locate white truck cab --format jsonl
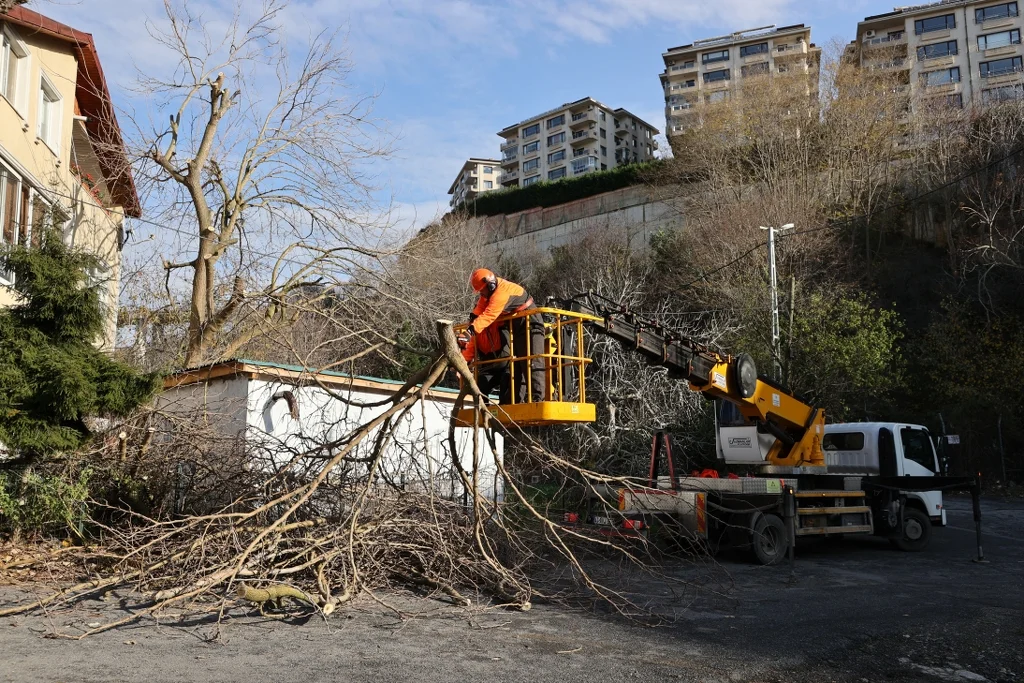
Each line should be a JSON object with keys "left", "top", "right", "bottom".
{"left": 822, "top": 422, "right": 946, "bottom": 526}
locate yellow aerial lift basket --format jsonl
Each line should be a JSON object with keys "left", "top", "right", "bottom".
{"left": 454, "top": 307, "right": 602, "bottom": 427}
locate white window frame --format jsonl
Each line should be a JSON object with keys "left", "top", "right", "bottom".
{"left": 1, "top": 24, "right": 30, "bottom": 117}
{"left": 37, "top": 72, "right": 62, "bottom": 155}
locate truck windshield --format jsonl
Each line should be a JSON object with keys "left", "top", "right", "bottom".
{"left": 900, "top": 428, "right": 935, "bottom": 472}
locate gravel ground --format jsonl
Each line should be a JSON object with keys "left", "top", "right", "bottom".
{"left": 1, "top": 495, "right": 1021, "bottom": 683}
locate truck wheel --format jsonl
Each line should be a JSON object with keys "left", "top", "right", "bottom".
{"left": 890, "top": 507, "right": 931, "bottom": 552}
{"left": 752, "top": 514, "right": 787, "bottom": 566}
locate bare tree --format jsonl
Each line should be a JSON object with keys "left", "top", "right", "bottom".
{"left": 136, "top": 0, "right": 390, "bottom": 366}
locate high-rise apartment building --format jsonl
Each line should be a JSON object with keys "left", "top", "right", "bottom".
{"left": 498, "top": 97, "right": 659, "bottom": 189}
{"left": 448, "top": 159, "right": 501, "bottom": 208}
{"left": 660, "top": 25, "right": 821, "bottom": 141}
{"left": 853, "top": 1, "right": 1023, "bottom": 109}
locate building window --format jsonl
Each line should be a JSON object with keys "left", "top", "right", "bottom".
{"left": 600, "top": 145, "right": 607, "bottom": 157}
{"left": 917, "top": 40, "right": 958, "bottom": 60}
{"left": 483, "top": 166, "right": 493, "bottom": 174}
{"left": 522, "top": 175, "right": 540, "bottom": 186}
{"left": 921, "top": 66, "right": 961, "bottom": 86}
{"left": 706, "top": 90, "right": 729, "bottom": 104}
{"left": 915, "top": 13, "right": 955, "bottom": 35}
{"left": 703, "top": 68, "right": 730, "bottom": 83}
{"left": 976, "top": 2, "right": 1018, "bottom": 23}
{"left": 983, "top": 83, "right": 1024, "bottom": 102}
{"left": 546, "top": 114, "right": 565, "bottom": 129}
{"left": 37, "top": 74, "right": 62, "bottom": 154}
{"left": 548, "top": 149, "right": 565, "bottom": 164}
{"left": 601, "top": 163, "right": 607, "bottom": 170}
{"left": 599, "top": 110, "right": 606, "bottom": 121}
{"left": 981, "top": 55, "right": 1024, "bottom": 77}
{"left": 547, "top": 132, "right": 565, "bottom": 146}
{"left": 523, "top": 158, "right": 539, "bottom": 172}
{"left": 523, "top": 140, "right": 539, "bottom": 155}
{"left": 523, "top": 123, "right": 540, "bottom": 138}
{"left": 484, "top": 180, "right": 493, "bottom": 189}
{"left": 702, "top": 49, "right": 729, "bottom": 64}
{"left": 599, "top": 128, "right": 606, "bottom": 138}
{"left": 739, "top": 42, "right": 768, "bottom": 57}
{"left": 548, "top": 167, "right": 567, "bottom": 181}
{"left": 741, "top": 62, "right": 770, "bottom": 77}
{"left": 978, "top": 29, "right": 1021, "bottom": 50}
{"left": 1, "top": 26, "right": 28, "bottom": 114}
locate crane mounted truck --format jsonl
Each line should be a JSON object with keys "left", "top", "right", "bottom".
{"left": 550, "top": 293, "right": 985, "bottom": 565}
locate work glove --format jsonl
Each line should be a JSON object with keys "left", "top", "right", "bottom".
{"left": 456, "top": 329, "right": 472, "bottom": 349}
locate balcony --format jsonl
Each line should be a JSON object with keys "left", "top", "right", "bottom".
{"left": 978, "top": 13, "right": 1019, "bottom": 30}
{"left": 569, "top": 111, "right": 593, "bottom": 128}
{"left": 501, "top": 169, "right": 518, "bottom": 183}
{"left": 570, "top": 129, "right": 598, "bottom": 145}
{"left": 872, "top": 57, "right": 909, "bottom": 71}
{"left": 571, "top": 156, "right": 598, "bottom": 175}
{"left": 982, "top": 67, "right": 1024, "bottom": 85}
{"left": 668, "top": 62, "right": 697, "bottom": 75}
{"left": 863, "top": 32, "right": 906, "bottom": 48}
{"left": 775, "top": 43, "right": 808, "bottom": 58}
{"left": 500, "top": 138, "right": 518, "bottom": 151}
{"left": 501, "top": 152, "right": 518, "bottom": 166}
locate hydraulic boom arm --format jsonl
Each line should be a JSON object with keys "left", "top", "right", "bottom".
{"left": 562, "top": 293, "right": 825, "bottom": 468}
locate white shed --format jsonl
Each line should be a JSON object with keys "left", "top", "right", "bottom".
{"left": 159, "top": 359, "right": 503, "bottom": 502}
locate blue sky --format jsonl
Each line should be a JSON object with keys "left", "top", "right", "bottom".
{"left": 42, "top": 0, "right": 893, "bottom": 232}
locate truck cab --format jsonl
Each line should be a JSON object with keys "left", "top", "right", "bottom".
{"left": 822, "top": 422, "right": 946, "bottom": 526}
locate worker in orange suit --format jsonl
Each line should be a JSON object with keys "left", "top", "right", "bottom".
{"left": 458, "top": 268, "right": 545, "bottom": 404}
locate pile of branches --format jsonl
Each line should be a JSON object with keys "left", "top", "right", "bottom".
{"left": 0, "top": 323, "right": 708, "bottom": 638}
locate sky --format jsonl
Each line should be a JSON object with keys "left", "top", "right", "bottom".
{"left": 38, "top": 0, "right": 895, "bottom": 234}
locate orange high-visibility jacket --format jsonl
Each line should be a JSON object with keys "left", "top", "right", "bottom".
{"left": 462, "top": 278, "right": 534, "bottom": 362}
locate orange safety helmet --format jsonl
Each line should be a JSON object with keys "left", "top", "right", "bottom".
{"left": 470, "top": 268, "right": 497, "bottom": 293}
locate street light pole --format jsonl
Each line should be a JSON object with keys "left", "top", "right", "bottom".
{"left": 759, "top": 223, "right": 794, "bottom": 380}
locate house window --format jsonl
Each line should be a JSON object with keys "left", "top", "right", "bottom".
{"left": 601, "top": 163, "right": 607, "bottom": 170}
{"left": 483, "top": 166, "right": 493, "bottom": 174}
{"left": 546, "top": 114, "right": 565, "bottom": 128}
{"left": 548, "top": 167, "right": 567, "bottom": 181}
{"left": 523, "top": 158, "right": 539, "bottom": 172}
{"left": 1, "top": 164, "right": 23, "bottom": 253}
{"left": 599, "top": 110, "right": 606, "bottom": 121}
{"left": 548, "top": 149, "right": 565, "bottom": 164}
{"left": 523, "top": 140, "right": 539, "bottom": 155}
{"left": 915, "top": 13, "right": 955, "bottom": 35}
{"left": 523, "top": 123, "right": 540, "bottom": 138}
{"left": 982, "top": 83, "right": 1024, "bottom": 102}
{"left": 484, "top": 180, "right": 493, "bottom": 189}
{"left": 978, "top": 29, "right": 1021, "bottom": 50}
{"left": 522, "top": 175, "right": 540, "bottom": 186}
{"left": 37, "top": 74, "right": 62, "bottom": 154}
{"left": 600, "top": 145, "right": 607, "bottom": 157}
{"left": 703, "top": 68, "right": 730, "bottom": 83}
{"left": 981, "top": 55, "right": 1024, "bottom": 77}
{"left": 739, "top": 42, "right": 768, "bottom": 57}
{"left": 599, "top": 128, "right": 606, "bottom": 138}
{"left": 976, "top": 2, "right": 1018, "bottom": 23}
{"left": 1, "top": 26, "right": 28, "bottom": 114}
{"left": 684, "top": 78, "right": 696, "bottom": 87}
{"left": 741, "top": 62, "right": 770, "bottom": 77}
{"left": 706, "top": 90, "right": 729, "bottom": 104}
{"left": 547, "top": 132, "right": 565, "bottom": 146}
{"left": 702, "top": 49, "right": 729, "bottom": 64}
{"left": 917, "top": 40, "right": 958, "bottom": 60}
{"left": 921, "top": 66, "right": 961, "bottom": 86}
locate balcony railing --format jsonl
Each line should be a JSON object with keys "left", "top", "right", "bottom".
{"left": 571, "top": 156, "right": 598, "bottom": 175}
{"left": 501, "top": 151, "right": 518, "bottom": 164}
{"left": 775, "top": 43, "right": 806, "bottom": 55}
{"left": 502, "top": 169, "right": 519, "bottom": 182}
{"left": 500, "top": 138, "right": 518, "bottom": 150}
{"left": 982, "top": 65, "right": 1024, "bottom": 79}
{"left": 864, "top": 32, "right": 906, "bottom": 45}
{"left": 571, "top": 130, "right": 597, "bottom": 143}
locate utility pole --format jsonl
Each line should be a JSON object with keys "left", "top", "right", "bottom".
{"left": 759, "top": 223, "right": 794, "bottom": 381}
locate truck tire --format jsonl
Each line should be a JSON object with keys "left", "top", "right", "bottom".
{"left": 752, "top": 514, "right": 787, "bottom": 566}
{"left": 890, "top": 507, "right": 931, "bottom": 552}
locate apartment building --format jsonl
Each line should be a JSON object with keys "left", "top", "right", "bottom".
{"left": 660, "top": 25, "right": 821, "bottom": 141}
{"left": 0, "top": 7, "right": 139, "bottom": 349}
{"left": 853, "top": 1, "right": 1024, "bottom": 109}
{"left": 498, "top": 97, "right": 659, "bottom": 189}
{"left": 448, "top": 158, "right": 501, "bottom": 208}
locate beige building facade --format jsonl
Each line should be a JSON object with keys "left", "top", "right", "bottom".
{"left": 853, "top": 1, "right": 1024, "bottom": 109}
{"left": 447, "top": 158, "right": 501, "bottom": 208}
{"left": 660, "top": 24, "right": 821, "bottom": 140}
{"left": 498, "top": 97, "right": 659, "bottom": 189}
{"left": 0, "top": 8, "right": 139, "bottom": 348}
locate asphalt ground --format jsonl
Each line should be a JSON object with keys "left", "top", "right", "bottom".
{"left": 1, "top": 495, "right": 1021, "bottom": 683}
